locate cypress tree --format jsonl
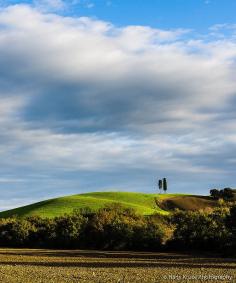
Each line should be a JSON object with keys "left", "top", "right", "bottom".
{"left": 158, "top": 179, "right": 162, "bottom": 194}
{"left": 163, "top": 178, "right": 167, "bottom": 193}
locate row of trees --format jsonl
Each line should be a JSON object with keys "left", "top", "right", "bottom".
{"left": 210, "top": 188, "right": 235, "bottom": 200}
{"left": 158, "top": 178, "right": 168, "bottom": 194}
{"left": 170, "top": 207, "right": 231, "bottom": 251}
{"left": 0, "top": 203, "right": 236, "bottom": 253}
{"left": 0, "top": 205, "right": 168, "bottom": 250}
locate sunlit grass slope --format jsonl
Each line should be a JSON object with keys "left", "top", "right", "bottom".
{"left": 0, "top": 191, "right": 216, "bottom": 218}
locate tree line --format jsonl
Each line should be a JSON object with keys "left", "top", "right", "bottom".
{"left": 210, "top": 187, "right": 235, "bottom": 200}
{"left": 0, "top": 203, "right": 235, "bottom": 254}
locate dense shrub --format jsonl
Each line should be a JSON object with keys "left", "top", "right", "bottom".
{"left": 0, "top": 204, "right": 169, "bottom": 250}
{"left": 0, "top": 218, "right": 36, "bottom": 247}
{"left": 225, "top": 205, "right": 236, "bottom": 252}
{"left": 83, "top": 204, "right": 166, "bottom": 250}
{"left": 25, "top": 216, "right": 56, "bottom": 247}
{"left": 132, "top": 216, "right": 166, "bottom": 250}
{"left": 169, "top": 207, "right": 230, "bottom": 251}
{"left": 0, "top": 204, "right": 235, "bottom": 253}
{"left": 54, "top": 212, "right": 88, "bottom": 248}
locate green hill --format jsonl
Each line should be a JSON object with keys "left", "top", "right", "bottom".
{"left": 0, "top": 192, "right": 219, "bottom": 218}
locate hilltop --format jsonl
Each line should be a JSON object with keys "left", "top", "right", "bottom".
{"left": 0, "top": 191, "right": 220, "bottom": 218}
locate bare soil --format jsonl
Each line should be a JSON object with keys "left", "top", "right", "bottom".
{"left": 0, "top": 249, "right": 235, "bottom": 282}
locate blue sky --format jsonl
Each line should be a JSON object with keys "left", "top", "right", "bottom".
{"left": 0, "top": 0, "right": 236, "bottom": 209}
{"left": 71, "top": 0, "right": 236, "bottom": 31}
{"left": 3, "top": 0, "right": 236, "bottom": 30}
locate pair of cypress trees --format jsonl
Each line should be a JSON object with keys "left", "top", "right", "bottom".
{"left": 158, "top": 178, "right": 167, "bottom": 193}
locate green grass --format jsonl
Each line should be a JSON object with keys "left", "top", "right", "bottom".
{"left": 0, "top": 191, "right": 213, "bottom": 219}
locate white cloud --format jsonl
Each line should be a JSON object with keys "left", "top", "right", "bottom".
{"left": 0, "top": 4, "right": 236, "bottom": 204}
{"left": 34, "top": 0, "right": 66, "bottom": 11}
{"left": 33, "top": 0, "right": 96, "bottom": 11}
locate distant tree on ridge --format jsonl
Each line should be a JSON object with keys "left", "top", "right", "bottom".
{"left": 163, "top": 178, "right": 167, "bottom": 194}
{"left": 158, "top": 179, "right": 162, "bottom": 194}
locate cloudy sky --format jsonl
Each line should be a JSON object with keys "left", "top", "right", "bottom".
{"left": 0, "top": 0, "right": 236, "bottom": 209}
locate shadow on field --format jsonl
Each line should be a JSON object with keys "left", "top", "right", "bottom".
{"left": 0, "top": 250, "right": 194, "bottom": 260}
{"left": 0, "top": 260, "right": 235, "bottom": 269}
{"left": 0, "top": 250, "right": 232, "bottom": 260}
{"left": 0, "top": 250, "right": 236, "bottom": 269}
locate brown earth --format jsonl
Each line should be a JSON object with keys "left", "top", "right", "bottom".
{"left": 0, "top": 249, "right": 235, "bottom": 282}
{"left": 157, "top": 196, "right": 219, "bottom": 212}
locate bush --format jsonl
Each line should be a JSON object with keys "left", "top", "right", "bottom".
{"left": 132, "top": 217, "right": 166, "bottom": 250}
{"left": 26, "top": 216, "right": 57, "bottom": 248}
{"left": 83, "top": 204, "right": 168, "bottom": 250}
{"left": 169, "top": 208, "right": 230, "bottom": 251}
{"left": 53, "top": 211, "right": 88, "bottom": 248}
{"left": 0, "top": 218, "right": 36, "bottom": 247}
{"left": 84, "top": 204, "right": 141, "bottom": 249}
{"left": 225, "top": 205, "right": 236, "bottom": 252}
{"left": 1, "top": 205, "right": 159, "bottom": 250}
{"left": 0, "top": 204, "right": 233, "bottom": 252}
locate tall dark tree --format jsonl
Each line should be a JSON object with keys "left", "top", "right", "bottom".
{"left": 163, "top": 178, "right": 167, "bottom": 193}
{"left": 223, "top": 188, "right": 234, "bottom": 200}
{"left": 158, "top": 179, "right": 162, "bottom": 194}
{"left": 210, "top": 188, "right": 234, "bottom": 200}
{"left": 210, "top": 189, "right": 220, "bottom": 200}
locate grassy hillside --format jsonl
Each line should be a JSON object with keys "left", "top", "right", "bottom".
{"left": 0, "top": 192, "right": 219, "bottom": 218}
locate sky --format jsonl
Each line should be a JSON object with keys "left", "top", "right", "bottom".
{"left": 0, "top": 0, "right": 236, "bottom": 209}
